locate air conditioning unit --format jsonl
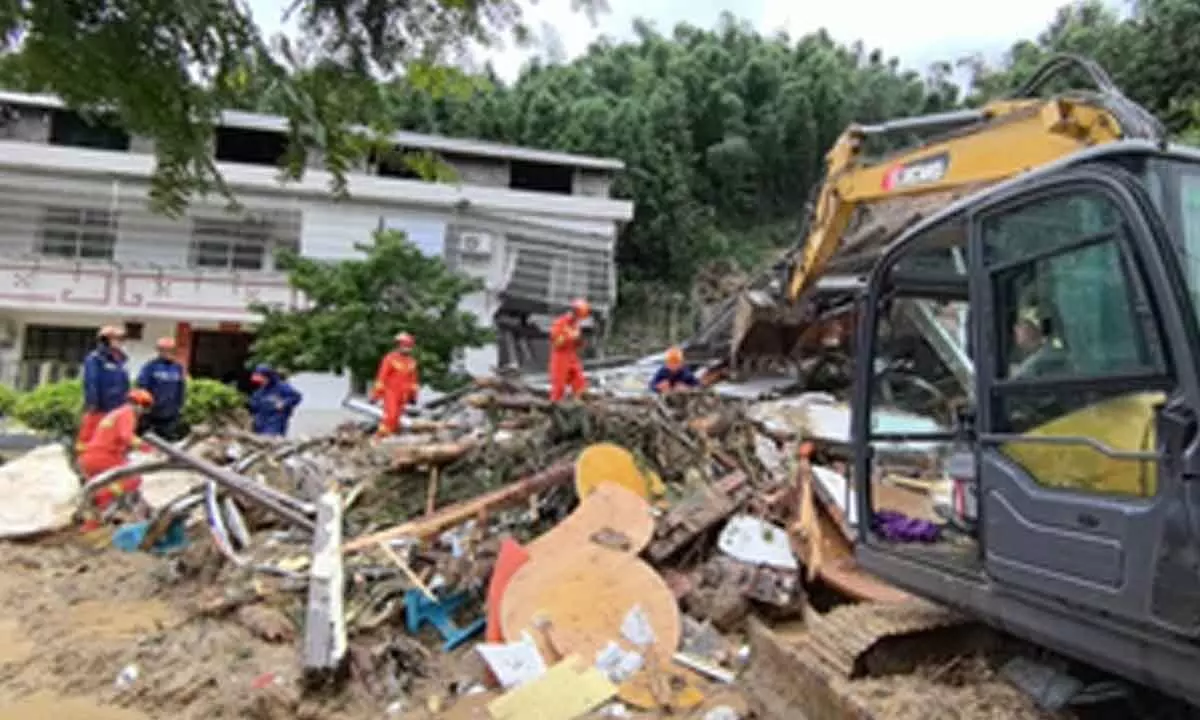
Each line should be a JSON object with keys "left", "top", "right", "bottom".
{"left": 459, "top": 231, "right": 493, "bottom": 257}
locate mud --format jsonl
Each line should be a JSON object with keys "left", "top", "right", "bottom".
{"left": 0, "top": 538, "right": 371, "bottom": 720}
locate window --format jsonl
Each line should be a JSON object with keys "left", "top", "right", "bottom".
{"left": 48, "top": 110, "right": 130, "bottom": 151}
{"left": 38, "top": 207, "right": 116, "bottom": 261}
{"left": 982, "top": 188, "right": 1169, "bottom": 497}
{"left": 213, "top": 127, "right": 287, "bottom": 166}
{"left": 509, "top": 160, "right": 574, "bottom": 194}
{"left": 21, "top": 325, "right": 95, "bottom": 363}
{"left": 869, "top": 218, "right": 973, "bottom": 431}
{"left": 189, "top": 218, "right": 270, "bottom": 271}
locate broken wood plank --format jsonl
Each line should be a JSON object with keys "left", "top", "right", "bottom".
{"left": 303, "top": 487, "right": 348, "bottom": 687}
{"left": 647, "top": 472, "right": 749, "bottom": 563}
{"left": 344, "top": 460, "right": 575, "bottom": 554}
{"left": 392, "top": 440, "right": 478, "bottom": 470}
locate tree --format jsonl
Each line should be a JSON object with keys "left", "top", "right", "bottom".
{"left": 249, "top": 231, "right": 492, "bottom": 391}
{"left": 0, "top": 0, "right": 606, "bottom": 214}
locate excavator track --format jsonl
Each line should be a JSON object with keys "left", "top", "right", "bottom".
{"left": 800, "top": 600, "right": 968, "bottom": 678}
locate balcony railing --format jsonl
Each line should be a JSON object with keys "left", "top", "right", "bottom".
{"left": 0, "top": 255, "right": 301, "bottom": 322}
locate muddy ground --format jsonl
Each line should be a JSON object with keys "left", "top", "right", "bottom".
{"left": 0, "top": 534, "right": 1082, "bottom": 720}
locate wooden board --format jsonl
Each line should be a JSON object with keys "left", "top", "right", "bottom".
{"left": 500, "top": 544, "right": 682, "bottom": 707}
{"left": 526, "top": 483, "right": 655, "bottom": 560}
{"left": 813, "top": 500, "right": 913, "bottom": 604}
{"left": 574, "top": 443, "right": 661, "bottom": 500}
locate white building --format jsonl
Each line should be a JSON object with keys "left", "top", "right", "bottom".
{"left": 0, "top": 90, "right": 633, "bottom": 427}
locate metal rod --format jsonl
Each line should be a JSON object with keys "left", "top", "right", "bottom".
{"left": 857, "top": 109, "right": 988, "bottom": 137}
{"left": 143, "top": 433, "right": 315, "bottom": 532}
{"left": 79, "top": 460, "right": 181, "bottom": 503}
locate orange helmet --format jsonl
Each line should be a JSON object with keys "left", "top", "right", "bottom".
{"left": 395, "top": 332, "right": 415, "bottom": 349}
{"left": 570, "top": 298, "right": 591, "bottom": 319}
{"left": 155, "top": 337, "right": 176, "bottom": 351}
{"left": 665, "top": 346, "right": 684, "bottom": 369}
{"left": 98, "top": 325, "right": 125, "bottom": 340}
{"left": 128, "top": 389, "right": 153, "bottom": 407}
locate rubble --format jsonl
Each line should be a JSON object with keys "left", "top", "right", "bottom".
{"left": 0, "top": 374, "right": 1072, "bottom": 720}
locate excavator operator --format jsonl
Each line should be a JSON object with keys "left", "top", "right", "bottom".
{"left": 549, "top": 298, "right": 590, "bottom": 402}
{"left": 372, "top": 332, "right": 420, "bottom": 438}
{"left": 1010, "top": 307, "right": 1067, "bottom": 378}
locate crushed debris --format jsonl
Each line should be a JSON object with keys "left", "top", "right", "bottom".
{"left": 0, "top": 374, "right": 1113, "bottom": 720}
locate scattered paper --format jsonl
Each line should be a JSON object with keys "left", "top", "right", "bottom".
{"left": 476, "top": 633, "right": 547, "bottom": 689}
{"left": 620, "top": 605, "right": 655, "bottom": 648}
{"left": 594, "top": 641, "right": 643, "bottom": 683}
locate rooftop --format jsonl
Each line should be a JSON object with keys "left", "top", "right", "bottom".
{"left": 0, "top": 89, "right": 627, "bottom": 173}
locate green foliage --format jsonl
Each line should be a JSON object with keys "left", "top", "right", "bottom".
{"left": 182, "top": 379, "right": 244, "bottom": 427}
{"left": 250, "top": 230, "right": 492, "bottom": 391}
{"left": 10, "top": 377, "right": 245, "bottom": 437}
{"left": 13, "top": 379, "right": 83, "bottom": 438}
{"left": 0, "top": 384, "right": 18, "bottom": 416}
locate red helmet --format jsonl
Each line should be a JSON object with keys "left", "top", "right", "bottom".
{"left": 128, "top": 389, "right": 154, "bottom": 407}
{"left": 395, "top": 332, "right": 415, "bottom": 349}
{"left": 570, "top": 298, "right": 591, "bottom": 319}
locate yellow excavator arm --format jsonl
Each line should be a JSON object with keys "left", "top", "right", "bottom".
{"left": 709, "top": 55, "right": 1166, "bottom": 373}
{"left": 790, "top": 97, "right": 1130, "bottom": 302}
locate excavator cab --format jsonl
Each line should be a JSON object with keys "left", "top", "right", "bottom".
{"left": 850, "top": 144, "right": 1200, "bottom": 706}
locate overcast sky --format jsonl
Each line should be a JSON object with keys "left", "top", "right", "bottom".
{"left": 246, "top": 0, "right": 1075, "bottom": 82}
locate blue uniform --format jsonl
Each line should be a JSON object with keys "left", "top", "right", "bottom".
{"left": 648, "top": 365, "right": 700, "bottom": 394}
{"left": 248, "top": 366, "right": 303, "bottom": 436}
{"left": 136, "top": 357, "right": 186, "bottom": 420}
{"left": 82, "top": 347, "right": 130, "bottom": 413}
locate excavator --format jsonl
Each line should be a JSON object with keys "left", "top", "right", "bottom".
{"left": 696, "top": 55, "right": 1200, "bottom": 710}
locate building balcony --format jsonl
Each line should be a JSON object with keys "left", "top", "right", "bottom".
{"left": 0, "top": 255, "right": 298, "bottom": 323}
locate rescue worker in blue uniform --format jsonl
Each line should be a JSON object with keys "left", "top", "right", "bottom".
{"left": 649, "top": 346, "right": 701, "bottom": 394}
{"left": 136, "top": 337, "right": 187, "bottom": 440}
{"left": 247, "top": 364, "right": 303, "bottom": 437}
{"left": 79, "top": 325, "right": 131, "bottom": 451}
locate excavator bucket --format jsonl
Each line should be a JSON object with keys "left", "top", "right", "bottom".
{"left": 726, "top": 189, "right": 976, "bottom": 375}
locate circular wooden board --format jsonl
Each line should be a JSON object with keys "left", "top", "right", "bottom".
{"left": 575, "top": 442, "right": 655, "bottom": 500}
{"left": 526, "top": 483, "right": 655, "bottom": 559}
{"left": 500, "top": 542, "right": 682, "bottom": 669}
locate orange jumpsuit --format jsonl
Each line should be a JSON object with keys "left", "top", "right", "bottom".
{"left": 372, "top": 351, "right": 419, "bottom": 435}
{"left": 548, "top": 312, "right": 586, "bottom": 402}
{"left": 78, "top": 404, "right": 146, "bottom": 513}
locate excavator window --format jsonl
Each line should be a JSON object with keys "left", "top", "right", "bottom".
{"left": 981, "top": 187, "right": 1169, "bottom": 498}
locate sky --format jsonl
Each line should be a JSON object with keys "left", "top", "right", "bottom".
{"left": 245, "top": 0, "right": 1073, "bottom": 83}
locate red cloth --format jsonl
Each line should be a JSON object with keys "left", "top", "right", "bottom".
{"left": 548, "top": 312, "right": 586, "bottom": 402}
{"left": 372, "top": 350, "right": 419, "bottom": 435}
{"left": 78, "top": 404, "right": 144, "bottom": 512}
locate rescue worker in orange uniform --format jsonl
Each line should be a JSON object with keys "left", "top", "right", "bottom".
{"left": 371, "top": 332, "right": 420, "bottom": 437}
{"left": 549, "top": 298, "right": 590, "bottom": 402}
{"left": 77, "top": 388, "right": 154, "bottom": 531}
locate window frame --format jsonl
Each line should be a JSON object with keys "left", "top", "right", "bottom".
{"left": 969, "top": 174, "right": 1177, "bottom": 438}
{"left": 188, "top": 217, "right": 272, "bottom": 272}
{"left": 37, "top": 207, "right": 117, "bottom": 262}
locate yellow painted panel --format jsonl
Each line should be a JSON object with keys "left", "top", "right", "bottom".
{"left": 487, "top": 656, "right": 617, "bottom": 720}
{"left": 1001, "top": 391, "right": 1164, "bottom": 497}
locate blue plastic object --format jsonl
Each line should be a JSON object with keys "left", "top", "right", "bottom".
{"left": 111, "top": 517, "right": 189, "bottom": 555}
{"left": 404, "top": 589, "right": 486, "bottom": 651}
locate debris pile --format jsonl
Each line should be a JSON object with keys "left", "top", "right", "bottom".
{"left": 0, "top": 377, "right": 1066, "bottom": 720}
